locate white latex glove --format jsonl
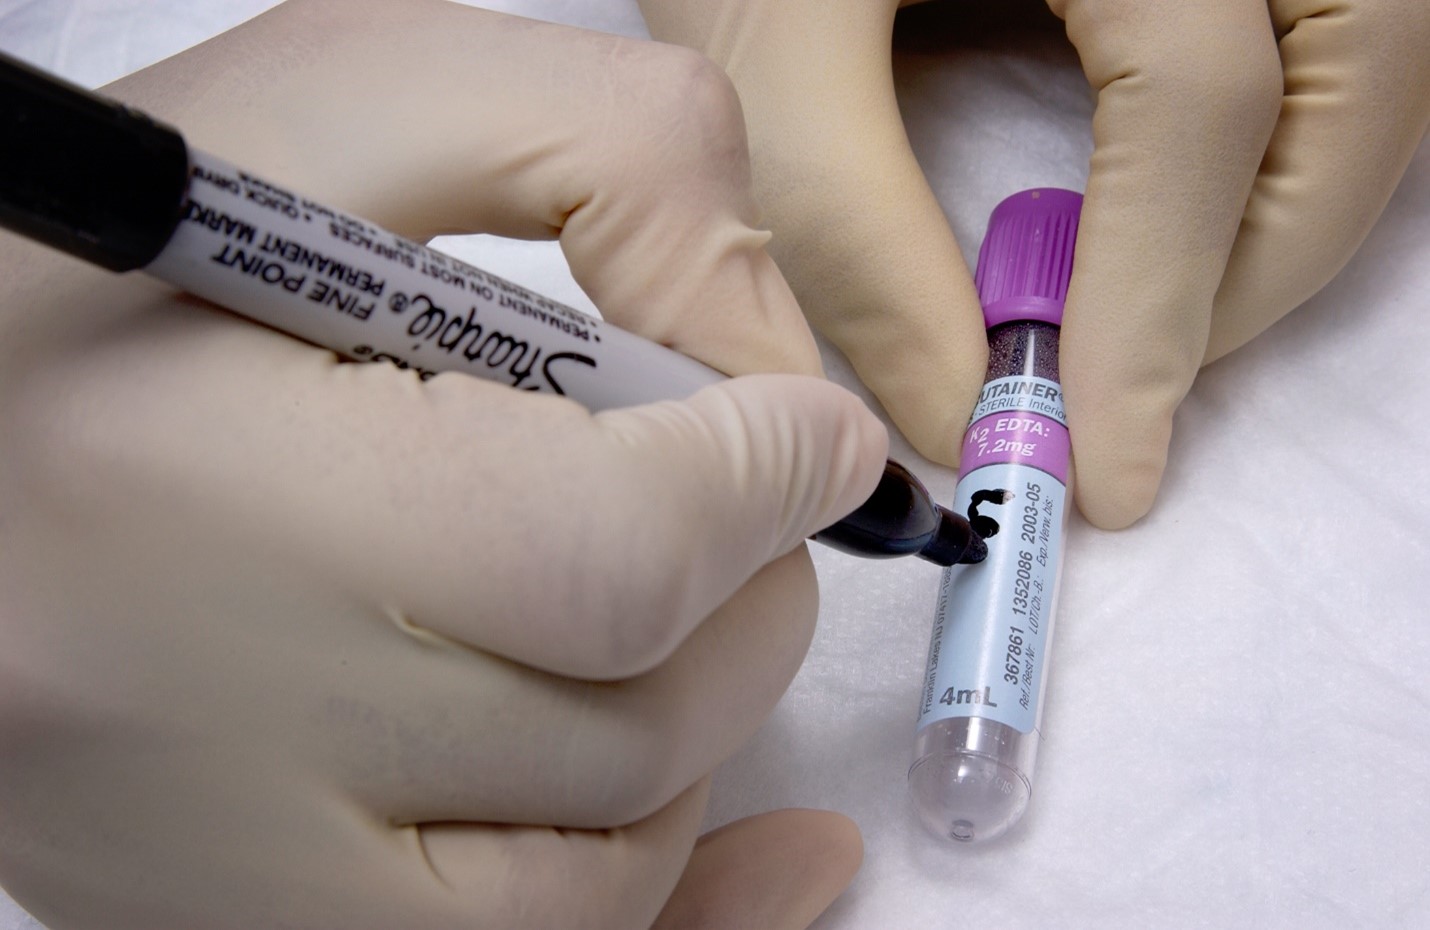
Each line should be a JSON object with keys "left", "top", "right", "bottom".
{"left": 638, "top": 0, "right": 1430, "bottom": 528}
{"left": 0, "top": 1, "right": 885, "bottom": 927}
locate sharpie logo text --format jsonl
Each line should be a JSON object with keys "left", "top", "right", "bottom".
{"left": 403, "top": 294, "right": 594, "bottom": 394}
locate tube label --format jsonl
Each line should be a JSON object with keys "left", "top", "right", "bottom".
{"left": 916, "top": 375, "right": 1068, "bottom": 735}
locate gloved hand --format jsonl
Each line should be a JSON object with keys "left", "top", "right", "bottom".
{"left": 638, "top": 0, "right": 1430, "bottom": 528}
{"left": 0, "top": 1, "right": 885, "bottom": 928}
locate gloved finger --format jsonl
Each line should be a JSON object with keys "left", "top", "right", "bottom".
{"left": 651, "top": 809, "right": 863, "bottom": 930}
{"left": 1205, "top": 0, "right": 1430, "bottom": 362}
{"left": 367, "top": 370, "right": 885, "bottom": 680}
{"left": 4, "top": 760, "right": 711, "bottom": 930}
{"left": 315, "top": 548, "right": 817, "bottom": 829}
{"left": 413, "top": 779, "right": 712, "bottom": 930}
{"left": 549, "top": 46, "right": 825, "bottom": 380}
{"left": 114, "top": 0, "right": 822, "bottom": 380}
{"left": 1049, "top": 0, "right": 1284, "bottom": 528}
{"left": 392, "top": 7, "right": 826, "bottom": 379}
{"left": 640, "top": 0, "right": 990, "bottom": 466}
{"left": 2, "top": 484, "right": 810, "bottom": 840}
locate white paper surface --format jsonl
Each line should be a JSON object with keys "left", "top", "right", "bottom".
{"left": 3, "top": 2, "right": 1428, "bottom": 928}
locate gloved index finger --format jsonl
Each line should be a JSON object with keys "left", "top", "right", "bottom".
{"left": 386, "top": 8, "right": 828, "bottom": 381}
{"left": 550, "top": 42, "right": 826, "bottom": 381}
{"left": 102, "top": 0, "right": 825, "bottom": 382}
{"left": 1050, "top": 0, "right": 1284, "bottom": 528}
{"left": 643, "top": 0, "right": 992, "bottom": 468}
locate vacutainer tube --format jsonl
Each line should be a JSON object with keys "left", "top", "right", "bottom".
{"left": 909, "top": 188, "right": 1081, "bottom": 843}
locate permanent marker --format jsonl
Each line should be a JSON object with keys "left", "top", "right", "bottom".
{"left": 0, "top": 51, "right": 986, "bottom": 567}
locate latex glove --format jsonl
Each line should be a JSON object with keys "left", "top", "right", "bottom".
{"left": 0, "top": 1, "right": 885, "bottom": 928}
{"left": 638, "top": 0, "right": 1430, "bottom": 528}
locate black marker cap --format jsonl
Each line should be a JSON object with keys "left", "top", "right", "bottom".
{"left": 0, "top": 50, "right": 189, "bottom": 271}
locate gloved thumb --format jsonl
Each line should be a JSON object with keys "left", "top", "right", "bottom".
{"left": 307, "top": 370, "right": 891, "bottom": 681}
{"left": 651, "top": 809, "right": 863, "bottom": 930}
{"left": 525, "top": 372, "right": 890, "bottom": 678}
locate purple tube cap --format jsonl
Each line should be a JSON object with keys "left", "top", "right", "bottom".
{"left": 974, "top": 188, "right": 1082, "bottom": 329}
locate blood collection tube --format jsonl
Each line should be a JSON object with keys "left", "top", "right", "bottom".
{"left": 908, "top": 188, "right": 1081, "bottom": 843}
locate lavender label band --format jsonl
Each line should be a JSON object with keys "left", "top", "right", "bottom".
{"left": 959, "top": 375, "right": 1070, "bottom": 485}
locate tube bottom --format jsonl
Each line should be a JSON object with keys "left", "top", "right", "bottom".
{"left": 908, "top": 716, "right": 1034, "bottom": 844}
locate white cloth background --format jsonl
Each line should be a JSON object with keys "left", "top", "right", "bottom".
{"left": 3, "top": 2, "right": 1428, "bottom": 928}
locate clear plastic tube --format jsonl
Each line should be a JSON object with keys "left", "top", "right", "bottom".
{"left": 909, "top": 321, "right": 1069, "bottom": 843}
{"left": 909, "top": 188, "right": 1079, "bottom": 843}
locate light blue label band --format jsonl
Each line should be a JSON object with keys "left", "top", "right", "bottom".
{"left": 916, "top": 463, "right": 1066, "bottom": 734}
